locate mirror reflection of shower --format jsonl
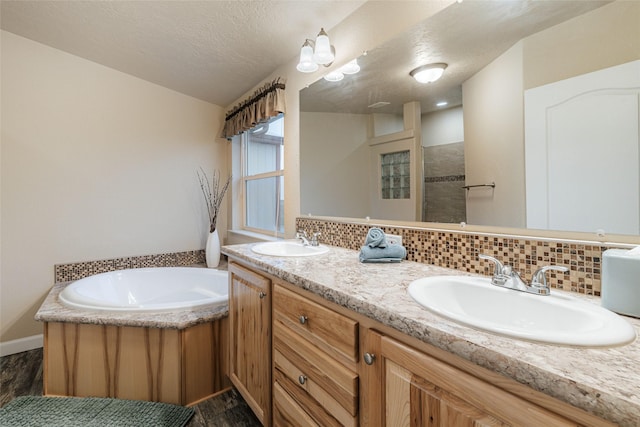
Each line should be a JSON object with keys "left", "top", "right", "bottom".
{"left": 421, "top": 106, "right": 465, "bottom": 223}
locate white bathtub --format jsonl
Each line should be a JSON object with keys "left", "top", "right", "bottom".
{"left": 59, "top": 267, "right": 228, "bottom": 312}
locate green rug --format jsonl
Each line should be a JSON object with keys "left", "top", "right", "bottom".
{"left": 0, "top": 396, "right": 194, "bottom": 427}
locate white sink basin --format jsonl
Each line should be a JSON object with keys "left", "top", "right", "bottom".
{"left": 251, "top": 240, "right": 329, "bottom": 257}
{"left": 408, "top": 276, "right": 636, "bottom": 347}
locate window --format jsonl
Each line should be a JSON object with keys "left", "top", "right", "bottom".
{"left": 241, "top": 114, "right": 284, "bottom": 236}
{"left": 381, "top": 150, "right": 410, "bottom": 199}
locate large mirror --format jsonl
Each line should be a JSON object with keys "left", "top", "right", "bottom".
{"left": 300, "top": 0, "right": 640, "bottom": 236}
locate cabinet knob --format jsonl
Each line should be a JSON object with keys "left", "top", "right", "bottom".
{"left": 299, "top": 315, "right": 308, "bottom": 324}
{"left": 364, "top": 353, "right": 376, "bottom": 365}
{"left": 259, "top": 291, "right": 266, "bottom": 299}
{"left": 298, "top": 375, "right": 307, "bottom": 385}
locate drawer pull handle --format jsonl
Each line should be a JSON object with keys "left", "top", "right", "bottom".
{"left": 298, "top": 375, "right": 307, "bottom": 385}
{"left": 299, "top": 315, "right": 308, "bottom": 324}
{"left": 259, "top": 292, "right": 266, "bottom": 299}
{"left": 364, "top": 353, "right": 376, "bottom": 365}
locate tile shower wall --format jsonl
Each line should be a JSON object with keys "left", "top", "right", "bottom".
{"left": 423, "top": 142, "right": 466, "bottom": 223}
{"left": 54, "top": 250, "right": 205, "bottom": 283}
{"left": 296, "top": 217, "right": 625, "bottom": 296}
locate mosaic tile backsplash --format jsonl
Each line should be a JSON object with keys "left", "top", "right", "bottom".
{"left": 54, "top": 250, "right": 205, "bottom": 283}
{"left": 296, "top": 217, "right": 629, "bottom": 296}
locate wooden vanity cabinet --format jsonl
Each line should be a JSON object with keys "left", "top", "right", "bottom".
{"left": 228, "top": 261, "right": 272, "bottom": 426}
{"left": 272, "top": 284, "right": 359, "bottom": 427}
{"left": 227, "top": 258, "right": 615, "bottom": 427}
{"left": 361, "top": 329, "right": 615, "bottom": 427}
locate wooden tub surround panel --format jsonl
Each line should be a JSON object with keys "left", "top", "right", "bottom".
{"left": 183, "top": 320, "right": 230, "bottom": 405}
{"left": 43, "top": 319, "right": 229, "bottom": 406}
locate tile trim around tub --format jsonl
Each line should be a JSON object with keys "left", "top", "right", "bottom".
{"left": 295, "top": 217, "right": 630, "bottom": 296}
{"left": 54, "top": 249, "right": 206, "bottom": 283}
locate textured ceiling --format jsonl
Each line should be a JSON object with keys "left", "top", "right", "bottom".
{"left": 301, "top": 0, "right": 611, "bottom": 115}
{"left": 0, "top": 0, "right": 365, "bottom": 107}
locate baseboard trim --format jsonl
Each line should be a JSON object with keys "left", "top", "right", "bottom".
{"left": 0, "top": 334, "right": 43, "bottom": 357}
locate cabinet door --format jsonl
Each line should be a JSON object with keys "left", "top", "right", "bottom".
{"left": 362, "top": 330, "right": 579, "bottom": 427}
{"left": 385, "top": 358, "right": 505, "bottom": 427}
{"left": 229, "top": 262, "right": 272, "bottom": 426}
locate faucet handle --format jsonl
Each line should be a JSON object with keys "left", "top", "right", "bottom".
{"left": 296, "top": 230, "right": 310, "bottom": 246}
{"left": 531, "top": 265, "right": 569, "bottom": 289}
{"left": 310, "top": 232, "right": 321, "bottom": 246}
{"left": 478, "top": 254, "right": 505, "bottom": 276}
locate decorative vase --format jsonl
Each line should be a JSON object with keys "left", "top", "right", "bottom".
{"left": 206, "top": 229, "right": 221, "bottom": 268}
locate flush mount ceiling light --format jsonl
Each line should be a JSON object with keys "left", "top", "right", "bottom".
{"left": 296, "top": 28, "right": 335, "bottom": 73}
{"left": 410, "top": 63, "right": 448, "bottom": 83}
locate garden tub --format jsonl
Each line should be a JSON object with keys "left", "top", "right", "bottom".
{"left": 58, "top": 267, "right": 228, "bottom": 312}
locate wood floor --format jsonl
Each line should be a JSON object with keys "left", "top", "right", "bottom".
{"left": 0, "top": 348, "right": 261, "bottom": 426}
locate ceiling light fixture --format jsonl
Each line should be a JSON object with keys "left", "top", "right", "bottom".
{"left": 296, "top": 28, "right": 335, "bottom": 73}
{"left": 368, "top": 101, "right": 391, "bottom": 109}
{"left": 324, "top": 58, "right": 361, "bottom": 82}
{"left": 436, "top": 101, "right": 448, "bottom": 107}
{"left": 340, "top": 58, "right": 360, "bottom": 75}
{"left": 323, "top": 70, "right": 344, "bottom": 82}
{"left": 410, "top": 63, "right": 448, "bottom": 83}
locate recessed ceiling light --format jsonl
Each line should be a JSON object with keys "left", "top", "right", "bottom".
{"left": 436, "top": 101, "right": 448, "bottom": 107}
{"left": 368, "top": 101, "right": 391, "bottom": 109}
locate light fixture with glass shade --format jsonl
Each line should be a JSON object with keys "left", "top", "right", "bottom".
{"left": 323, "top": 57, "right": 363, "bottom": 81}
{"left": 410, "top": 63, "right": 448, "bottom": 83}
{"left": 296, "top": 40, "right": 319, "bottom": 73}
{"left": 296, "top": 28, "right": 335, "bottom": 73}
{"left": 323, "top": 70, "right": 344, "bottom": 82}
{"left": 340, "top": 58, "right": 360, "bottom": 74}
{"left": 313, "top": 28, "right": 334, "bottom": 65}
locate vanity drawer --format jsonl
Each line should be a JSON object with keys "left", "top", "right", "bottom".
{"left": 273, "top": 382, "right": 320, "bottom": 427}
{"left": 273, "top": 322, "right": 358, "bottom": 427}
{"left": 273, "top": 284, "right": 358, "bottom": 364}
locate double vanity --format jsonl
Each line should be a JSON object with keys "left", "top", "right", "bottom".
{"left": 223, "top": 241, "right": 640, "bottom": 426}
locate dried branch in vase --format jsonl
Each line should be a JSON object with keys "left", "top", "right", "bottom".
{"left": 197, "top": 168, "right": 231, "bottom": 233}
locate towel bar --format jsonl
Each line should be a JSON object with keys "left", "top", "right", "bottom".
{"left": 462, "top": 182, "right": 495, "bottom": 190}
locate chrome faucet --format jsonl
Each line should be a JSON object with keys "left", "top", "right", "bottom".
{"left": 478, "top": 254, "right": 569, "bottom": 296}
{"left": 310, "top": 232, "right": 321, "bottom": 246}
{"left": 296, "top": 230, "right": 310, "bottom": 245}
{"left": 296, "top": 230, "right": 321, "bottom": 247}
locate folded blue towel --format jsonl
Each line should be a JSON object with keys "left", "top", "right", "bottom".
{"left": 364, "top": 227, "right": 387, "bottom": 248}
{"left": 359, "top": 244, "right": 407, "bottom": 263}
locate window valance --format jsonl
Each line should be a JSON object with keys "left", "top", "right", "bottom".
{"left": 222, "top": 78, "right": 286, "bottom": 139}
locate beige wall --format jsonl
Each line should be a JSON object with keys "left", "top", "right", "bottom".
{"left": 421, "top": 106, "right": 464, "bottom": 148}
{"left": 1, "top": 31, "right": 226, "bottom": 344}
{"left": 300, "top": 112, "right": 370, "bottom": 219}
{"left": 523, "top": 0, "right": 640, "bottom": 90}
{"left": 462, "top": 0, "right": 639, "bottom": 229}
{"left": 463, "top": 42, "right": 525, "bottom": 228}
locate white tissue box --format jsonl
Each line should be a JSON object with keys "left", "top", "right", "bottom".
{"left": 602, "top": 249, "right": 640, "bottom": 317}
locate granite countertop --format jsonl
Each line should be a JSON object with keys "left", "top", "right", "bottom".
{"left": 35, "top": 262, "right": 229, "bottom": 330}
{"left": 222, "top": 243, "right": 640, "bottom": 427}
